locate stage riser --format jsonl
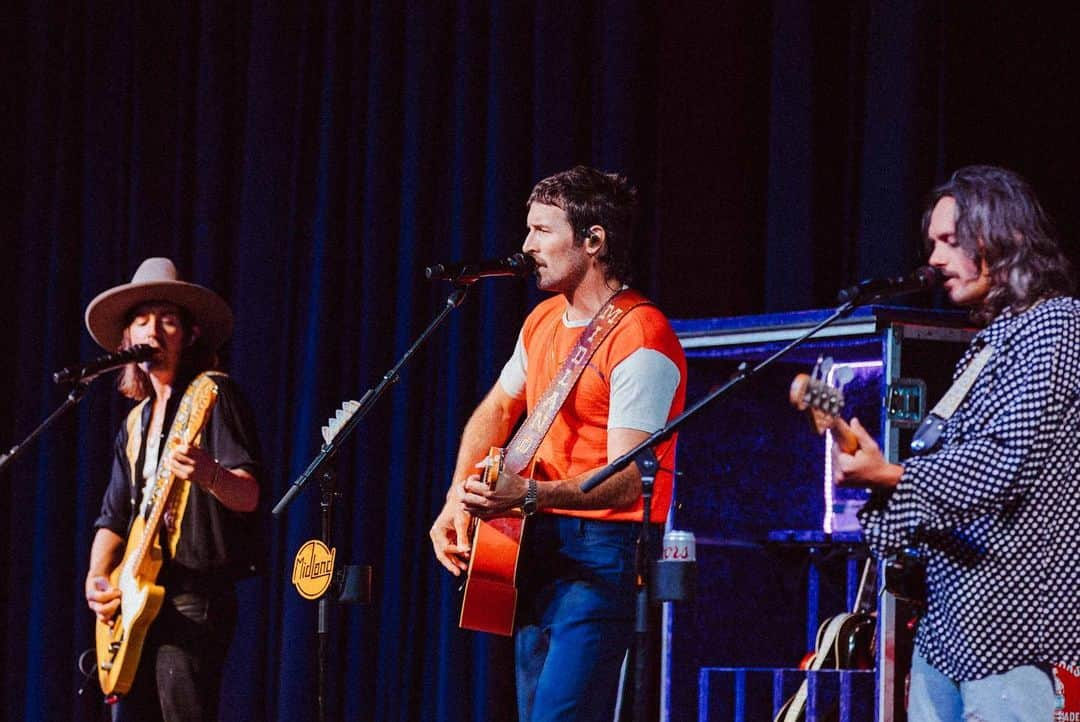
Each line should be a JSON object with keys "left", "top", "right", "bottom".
{"left": 698, "top": 668, "right": 875, "bottom": 722}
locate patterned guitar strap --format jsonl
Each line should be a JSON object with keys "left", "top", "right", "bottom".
{"left": 501, "top": 290, "right": 651, "bottom": 475}
{"left": 909, "top": 343, "right": 994, "bottom": 455}
{"left": 129, "top": 372, "right": 222, "bottom": 557}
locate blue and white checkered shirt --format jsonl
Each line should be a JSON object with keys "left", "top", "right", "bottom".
{"left": 859, "top": 296, "right": 1080, "bottom": 681}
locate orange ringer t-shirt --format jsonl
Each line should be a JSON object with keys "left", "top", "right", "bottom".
{"left": 497, "top": 292, "right": 687, "bottom": 523}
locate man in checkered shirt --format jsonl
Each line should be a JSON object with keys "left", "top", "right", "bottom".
{"left": 834, "top": 165, "right": 1080, "bottom": 721}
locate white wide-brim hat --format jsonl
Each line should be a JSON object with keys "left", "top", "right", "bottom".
{"left": 84, "top": 257, "right": 234, "bottom": 352}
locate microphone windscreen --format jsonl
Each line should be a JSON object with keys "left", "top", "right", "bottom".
{"left": 913, "top": 266, "right": 942, "bottom": 288}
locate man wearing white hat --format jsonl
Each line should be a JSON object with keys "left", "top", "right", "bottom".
{"left": 83, "top": 258, "right": 262, "bottom": 722}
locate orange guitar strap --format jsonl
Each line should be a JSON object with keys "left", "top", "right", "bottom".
{"left": 502, "top": 289, "right": 651, "bottom": 475}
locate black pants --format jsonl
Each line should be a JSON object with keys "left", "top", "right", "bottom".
{"left": 112, "top": 587, "right": 237, "bottom": 722}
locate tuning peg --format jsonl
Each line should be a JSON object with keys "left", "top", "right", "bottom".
{"left": 833, "top": 365, "right": 855, "bottom": 391}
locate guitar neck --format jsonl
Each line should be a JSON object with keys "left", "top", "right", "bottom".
{"left": 126, "top": 445, "right": 184, "bottom": 577}
{"left": 125, "top": 374, "right": 219, "bottom": 576}
{"left": 852, "top": 556, "right": 877, "bottom": 615}
{"left": 830, "top": 418, "right": 859, "bottom": 455}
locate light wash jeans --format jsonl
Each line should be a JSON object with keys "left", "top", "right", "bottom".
{"left": 908, "top": 649, "right": 1056, "bottom": 722}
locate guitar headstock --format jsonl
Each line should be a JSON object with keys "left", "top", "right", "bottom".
{"left": 789, "top": 356, "right": 857, "bottom": 452}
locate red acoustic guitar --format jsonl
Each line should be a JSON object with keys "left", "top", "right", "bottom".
{"left": 458, "top": 447, "right": 523, "bottom": 636}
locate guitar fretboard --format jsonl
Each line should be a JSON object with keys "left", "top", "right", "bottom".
{"left": 124, "top": 377, "right": 219, "bottom": 578}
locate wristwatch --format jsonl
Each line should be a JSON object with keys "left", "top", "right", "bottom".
{"left": 522, "top": 478, "right": 538, "bottom": 517}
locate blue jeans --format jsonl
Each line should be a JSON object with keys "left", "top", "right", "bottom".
{"left": 908, "top": 650, "right": 1056, "bottom": 722}
{"left": 514, "top": 515, "right": 638, "bottom": 722}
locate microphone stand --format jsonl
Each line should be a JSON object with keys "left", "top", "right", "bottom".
{"left": 585, "top": 297, "right": 864, "bottom": 722}
{"left": 272, "top": 282, "right": 471, "bottom": 515}
{"left": 271, "top": 282, "right": 472, "bottom": 722}
{"left": 0, "top": 378, "right": 96, "bottom": 475}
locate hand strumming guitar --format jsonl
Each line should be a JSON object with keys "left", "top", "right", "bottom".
{"left": 429, "top": 496, "right": 473, "bottom": 577}
{"left": 85, "top": 573, "right": 121, "bottom": 625}
{"left": 831, "top": 417, "right": 904, "bottom": 490}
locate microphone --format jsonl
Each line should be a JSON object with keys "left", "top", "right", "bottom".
{"left": 837, "top": 266, "right": 942, "bottom": 303}
{"left": 425, "top": 253, "right": 536, "bottom": 282}
{"left": 53, "top": 344, "right": 158, "bottom": 384}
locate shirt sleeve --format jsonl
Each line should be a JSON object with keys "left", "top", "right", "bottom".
{"left": 608, "top": 347, "right": 682, "bottom": 431}
{"left": 94, "top": 427, "right": 134, "bottom": 538}
{"left": 175, "top": 374, "right": 264, "bottom": 577}
{"left": 860, "top": 307, "right": 1080, "bottom": 554}
{"left": 497, "top": 331, "right": 528, "bottom": 401}
{"left": 203, "top": 375, "right": 262, "bottom": 478}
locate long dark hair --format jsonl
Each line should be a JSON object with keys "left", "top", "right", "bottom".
{"left": 923, "top": 165, "right": 1074, "bottom": 323}
{"left": 527, "top": 165, "right": 638, "bottom": 285}
{"left": 116, "top": 305, "right": 218, "bottom": 400}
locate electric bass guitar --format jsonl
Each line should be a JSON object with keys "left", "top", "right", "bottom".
{"left": 458, "top": 447, "right": 524, "bottom": 637}
{"left": 95, "top": 375, "right": 219, "bottom": 696}
{"left": 788, "top": 356, "right": 858, "bottom": 457}
{"left": 774, "top": 358, "right": 876, "bottom": 722}
{"left": 793, "top": 355, "right": 929, "bottom": 607}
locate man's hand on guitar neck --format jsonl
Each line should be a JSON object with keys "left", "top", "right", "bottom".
{"left": 832, "top": 417, "right": 904, "bottom": 490}
{"left": 459, "top": 466, "right": 528, "bottom": 519}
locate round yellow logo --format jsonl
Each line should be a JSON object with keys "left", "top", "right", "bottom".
{"left": 292, "top": 539, "right": 336, "bottom": 600}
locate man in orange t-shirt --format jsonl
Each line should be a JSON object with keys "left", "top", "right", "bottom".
{"left": 430, "top": 166, "right": 687, "bottom": 721}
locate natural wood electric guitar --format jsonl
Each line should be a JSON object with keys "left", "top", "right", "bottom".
{"left": 95, "top": 375, "right": 219, "bottom": 696}
{"left": 458, "top": 447, "right": 524, "bottom": 637}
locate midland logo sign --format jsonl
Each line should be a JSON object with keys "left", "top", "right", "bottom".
{"left": 292, "top": 539, "right": 336, "bottom": 600}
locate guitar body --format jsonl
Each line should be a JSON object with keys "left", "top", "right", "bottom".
{"left": 773, "top": 611, "right": 875, "bottom": 722}
{"left": 829, "top": 612, "right": 875, "bottom": 670}
{"left": 93, "top": 373, "right": 220, "bottom": 697}
{"left": 95, "top": 514, "right": 166, "bottom": 696}
{"left": 458, "top": 448, "right": 525, "bottom": 636}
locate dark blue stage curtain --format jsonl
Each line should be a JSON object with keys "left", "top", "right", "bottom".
{"left": 4, "top": 1, "right": 1080, "bottom": 721}
{"left": 3, "top": 3, "right": 669, "bottom": 720}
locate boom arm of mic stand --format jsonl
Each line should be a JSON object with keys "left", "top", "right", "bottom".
{"left": 580, "top": 299, "right": 860, "bottom": 493}
{"left": 0, "top": 380, "right": 92, "bottom": 476}
{"left": 272, "top": 284, "right": 472, "bottom": 516}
